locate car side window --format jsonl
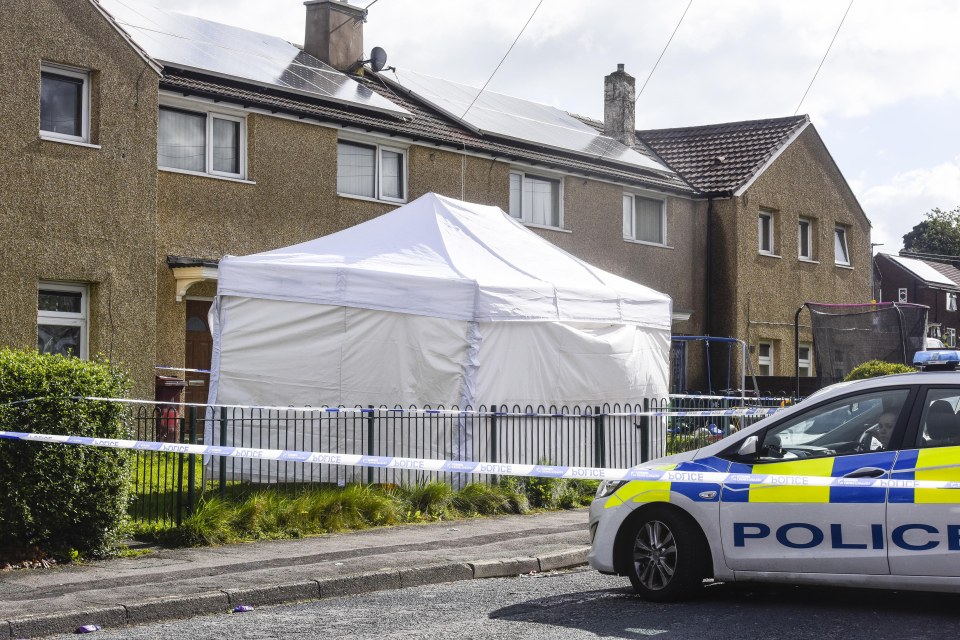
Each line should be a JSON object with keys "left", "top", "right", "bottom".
{"left": 756, "top": 388, "right": 910, "bottom": 463}
{"left": 914, "top": 389, "right": 960, "bottom": 449}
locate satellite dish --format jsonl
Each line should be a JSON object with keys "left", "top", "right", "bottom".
{"left": 370, "top": 46, "right": 388, "bottom": 72}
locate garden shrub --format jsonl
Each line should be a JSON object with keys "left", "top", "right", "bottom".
{"left": 0, "top": 349, "right": 132, "bottom": 559}
{"left": 844, "top": 359, "right": 916, "bottom": 382}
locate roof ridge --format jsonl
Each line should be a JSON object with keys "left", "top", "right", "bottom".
{"left": 638, "top": 114, "right": 809, "bottom": 136}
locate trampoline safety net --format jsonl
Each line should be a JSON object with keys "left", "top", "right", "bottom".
{"left": 807, "top": 302, "right": 927, "bottom": 388}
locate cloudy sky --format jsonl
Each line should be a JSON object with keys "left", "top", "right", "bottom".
{"left": 153, "top": 0, "right": 959, "bottom": 253}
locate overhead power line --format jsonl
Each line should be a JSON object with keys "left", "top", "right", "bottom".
{"left": 636, "top": 0, "right": 693, "bottom": 103}
{"left": 794, "top": 0, "right": 854, "bottom": 116}
{"left": 459, "top": 0, "right": 544, "bottom": 120}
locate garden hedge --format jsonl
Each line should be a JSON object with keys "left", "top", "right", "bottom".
{"left": 0, "top": 349, "right": 132, "bottom": 559}
{"left": 843, "top": 359, "right": 916, "bottom": 382}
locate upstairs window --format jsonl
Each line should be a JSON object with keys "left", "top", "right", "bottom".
{"left": 158, "top": 105, "right": 245, "bottom": 178}
{"left": 834, "top": 225, "right": 850, "bottom": 265}
{"left": 757, "top": 341, "right": 773, "bottom": 376}
{"left": 40, "top": 63, "right": 89, "bottom": 143}
{"left": 509, "top": 171, "right": 561, "bottom": 228}
{"left": 798, "top": 343, "right": 812, "bottom": 377}
{"left": 798, "top": 217, "right": 813, "bottom": 260}
{"left": 759, "top": 210, "right": 775, "bottom": 255}
{"left": 898, "top": 288, "right": 908, "bottom": 303}
{"left": 337, "top": 140, "right": 406, "bottom": 202}
{"left": 623, "top": 193, "right": 666, "bottom": 245}
{"left": 38, "top": 283, "right": 88, "bottom": 359}
{"left": 948, "top": 292, "right": 958, "bottom": 312}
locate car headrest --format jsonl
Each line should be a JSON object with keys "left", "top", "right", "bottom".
{"left": 926, "top": 400, "right": 958, "bottom": 441}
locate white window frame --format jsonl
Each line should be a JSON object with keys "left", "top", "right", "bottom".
{"left": 798, "top": 342, "right": 812, "bottom": 377}
{"left": 336, "top": 137, "right": 408, "bottom": 204}
{"left": 798, "top": 217, "right": 813, "bottom": 261}
{"left": 37, "top": 282, "right": 89, "bottom": 359}
{"left": 759, "top": 210, "right": 775, "bottom": 255}
{"left": 623, "top": 191, "right": 667, "bottom": 246}
{"left": 948, "top": 292, "right": 958, "bottom": 312}
{"left": 947, "top": 328, "right": 957, "bottom": 347}
{"left": 758, "top": 341, "right": 773, "bottom": 376}
{"left": 898, "top": 287, "right": 908, "bottom": 303}
{"left": 509, "top": 170, "right": 563, "bottom": 229}
{"left": 834, "top": 225, "right": 851, "bottom": 266}
{"left": 158, "top": 100, "right": 248, "bottom": 180}
{"left": 40, "top": 63, "right": 90, "bottom": 144}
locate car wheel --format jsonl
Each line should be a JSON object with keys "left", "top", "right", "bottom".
{"left": 623, "top": 507, "right": 706, "bottom": 602}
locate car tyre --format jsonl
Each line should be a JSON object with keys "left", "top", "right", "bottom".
{"left": 622, "top": 507, "right": 706, "bottom": 602}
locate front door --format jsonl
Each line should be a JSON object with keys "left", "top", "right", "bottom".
{"left": 184, "top": 299, "right": 213, "bottom": 405}
{"left": 720, "top": 387, "right": 913, "bottom": 575}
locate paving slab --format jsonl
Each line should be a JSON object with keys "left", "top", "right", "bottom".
{"left": 0, "top": 509, "right": 590, "bottom": 638}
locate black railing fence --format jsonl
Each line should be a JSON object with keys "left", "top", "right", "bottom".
{"left": 130, "top": 395, "right": 792, "bottom": 526}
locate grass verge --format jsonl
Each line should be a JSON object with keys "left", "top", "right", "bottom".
{"left": 131, "top": 477, "right": 598, "bottom": 548}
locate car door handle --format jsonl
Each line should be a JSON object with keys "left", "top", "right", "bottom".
{"left": 843, "top": 467, "right": 887, "bottom": 479}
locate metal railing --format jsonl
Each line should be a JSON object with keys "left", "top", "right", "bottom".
{"left": 130, "top": 395, "right": 791, "bottom": 525}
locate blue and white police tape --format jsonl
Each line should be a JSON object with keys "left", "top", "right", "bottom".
{"left": 1, "top": 429, "right": 958, "bottom": 491}
{"left": 3, "top": 395, "right": 783, "bottom": 419}
{"left": 155, "top": 365, "right": 212, "bottom": 374}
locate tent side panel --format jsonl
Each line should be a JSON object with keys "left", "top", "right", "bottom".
{"left": 213, "top": 297, "right": 471, "bottom": 408}
{"left": 474, "top": 321, "right": 670, "bottom": 407}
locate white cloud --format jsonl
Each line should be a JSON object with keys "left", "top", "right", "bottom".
{"left": 860, "top": 157, "right": 960, "bottom": 250}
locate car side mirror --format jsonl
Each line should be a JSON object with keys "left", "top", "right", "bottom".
{"left": 737, "top": 435, "right": 758, "bottom": 458}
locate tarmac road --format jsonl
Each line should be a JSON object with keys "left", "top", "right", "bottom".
{"left": 44, "top": 567, "right": 960, "bottom": 640}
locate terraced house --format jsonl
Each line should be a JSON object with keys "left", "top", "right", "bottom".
{"left": 2, "top": 0, "right": 871, "bottom": 399}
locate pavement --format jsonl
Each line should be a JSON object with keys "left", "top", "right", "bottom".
{"left": 0, "top": 509, "right": 591, "bottom": 639}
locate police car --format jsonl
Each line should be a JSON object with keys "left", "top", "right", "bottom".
{"left": 588, "top": 365, "right": 960, "bottom": 601}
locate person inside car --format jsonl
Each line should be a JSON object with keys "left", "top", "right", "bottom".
{"left": 859, "top": 411, "right": 897, "bottom": 451}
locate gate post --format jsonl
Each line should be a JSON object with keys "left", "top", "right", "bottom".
{"left": 489, "top": 404, "right": 499, "bottom": 485}
{"left": 593, "top": 406, "right": 605, "bottom": 469}
{"left": 366, "top": 405, "right": 375, "bottom": 485}
{"left": 640, "top": 399, "right": 650, "bottom": 463}
{"left": 219, "top": 407, "right": 227, "bottom": 499}
{"left": 187, "top": 405, "right": 197, "bottom": 516}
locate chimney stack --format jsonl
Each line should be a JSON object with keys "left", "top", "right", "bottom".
{"left": 604, "top": 64, "right": 636, "bottom": 147}
{"left": 303, "top": 0, "right": 365, "bottom": 72}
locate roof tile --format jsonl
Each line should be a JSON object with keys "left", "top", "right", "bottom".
{"left": 637, "top": 115, "right": 809, "bottom": 194}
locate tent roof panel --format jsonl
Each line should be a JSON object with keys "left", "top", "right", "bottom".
{"left": 218, "top": 193, "right": 671, "bottom": 328}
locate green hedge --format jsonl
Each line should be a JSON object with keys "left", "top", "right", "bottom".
{"left": 844, "top": 359, "right": 916, "bottom": 382}
{"left": 0, "top": 349, "right": 132, "bottom": 559}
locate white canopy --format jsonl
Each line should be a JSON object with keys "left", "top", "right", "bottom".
{"left": 217, "top": 193, "right": 671, "bottom": 327}
{"left": 209, "top": 192, "right": 671, "bottom": 410}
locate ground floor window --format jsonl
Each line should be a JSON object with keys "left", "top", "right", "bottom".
{"left": 798, "top": 342, "right": 813, "bottom": 377}
{"left": 37, "top": 282, "right": 88, "bottom": 358}
{"left": 757, "top": 341, "right": 773, "bottom": 376}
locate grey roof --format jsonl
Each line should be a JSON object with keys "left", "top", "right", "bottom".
{"left": 160, "top": 71, "right": 696, "bottom": 194}
{"left": 94, "top": 0, "right": 694, "bottom": 195}
{"left": 388, "top": 68, "right": 673, "bottom": 175}
{"left": 636, "top": 115, "right": 810, "bottom": 195}
{"left": 97, "top": 0, "right": 408, "bottom": 117}
{"left": 883, "top": 253, "right": 960, "bottom": 290}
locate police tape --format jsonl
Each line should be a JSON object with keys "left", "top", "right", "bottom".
{"left": 1, "top": 429, "right": 957, "bottom": 491}
{"left": 2, "top": 395, "right": 783, "bottom": 419}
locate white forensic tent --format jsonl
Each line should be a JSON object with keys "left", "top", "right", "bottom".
{"left": 207, "top": 192, "right": 671, "bottom": 481}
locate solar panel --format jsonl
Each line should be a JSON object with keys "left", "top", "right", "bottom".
{"left": 97, "top": 0, "right": 409, "bottom": 117}
{"left": 390, "top": 68, "right": 672, "bottom": 174}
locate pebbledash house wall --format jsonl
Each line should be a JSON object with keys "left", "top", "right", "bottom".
{"left": 712, "top": 126, "right": 871, "bottom": 380}
{"left": 4, "top": 2, "right": 707, "bottom": 399}
{"left": 154, "top": 118, "right": 522, "bottom": 372}
{"left": 155, "top": 109, "right": 707, "bottom": 384}
{"left": 0, "top": 0, "right": 161, "bottom": 398}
